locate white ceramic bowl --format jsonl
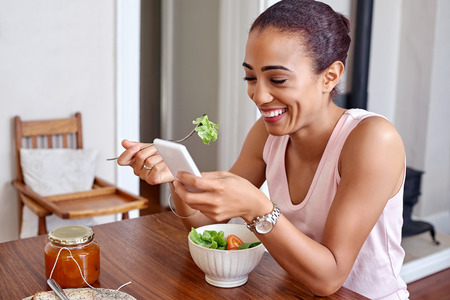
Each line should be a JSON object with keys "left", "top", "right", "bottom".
{"left": 188, "top": 223, "right": 265, "bottom": 288}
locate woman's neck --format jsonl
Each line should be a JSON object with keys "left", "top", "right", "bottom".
{"left": 288, "top": 104, "right": 346, "bottom": 163}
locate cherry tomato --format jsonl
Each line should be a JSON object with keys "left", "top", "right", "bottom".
{"left": 226, "top": 234, "right": 243, "bottom": 250}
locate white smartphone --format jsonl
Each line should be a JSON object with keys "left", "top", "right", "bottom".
{"left": 153, "top": 138, "right": 201, "bottom": 192}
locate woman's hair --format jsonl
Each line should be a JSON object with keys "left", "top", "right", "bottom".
{"left": 250, "top": 0, "right": 351, "bottom": 98}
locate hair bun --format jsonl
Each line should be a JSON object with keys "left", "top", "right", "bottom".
{"left": 339, "top": 13, "right": 351, "bottom": 33}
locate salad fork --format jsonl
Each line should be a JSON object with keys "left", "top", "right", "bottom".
{"left": 106, "top": 125, "right": 198, "bottom": 161}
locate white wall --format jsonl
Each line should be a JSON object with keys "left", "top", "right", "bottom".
{"left": 370, "top": 0, "right": 450, "bottom": 223}
{"left": 0, "top": 0, "right": 116, "bottom": 242}
{"left": 395, "top": 0, "right": 436, "bottom": 170}
{"left": 368, "top": 0, "right": 402, "bottom": 121}
{"left": 419, "top": 0, "right": 450, "bottom": 217}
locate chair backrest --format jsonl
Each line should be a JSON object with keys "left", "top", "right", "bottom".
{"left": 14, "top": 112, "right": 83, "bottom": 182}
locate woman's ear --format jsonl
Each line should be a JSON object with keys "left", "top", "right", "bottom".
{"left": 322, "top": 61, "right": 344, "bottom": 93}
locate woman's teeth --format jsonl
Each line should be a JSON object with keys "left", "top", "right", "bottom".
{"left": 261, "top": 109, "right": 287, "bottom": 118}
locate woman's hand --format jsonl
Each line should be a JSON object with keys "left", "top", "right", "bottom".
{"left": 172, "top": 171, "right": 273, "bottom": 223}
{"left": 116, "top": 139, "right": 175, "bottom": 185}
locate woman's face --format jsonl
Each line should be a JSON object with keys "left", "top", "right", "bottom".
{"left": 243, "top": 27, "right": 326, "bottom": 136}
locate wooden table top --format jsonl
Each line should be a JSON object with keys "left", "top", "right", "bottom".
{"left": 0, "top": 212, "right": 368, "bottom": 299}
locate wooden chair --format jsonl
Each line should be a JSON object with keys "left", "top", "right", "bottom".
{"left": 12, "top": 112, "right": 148, "bottom": 236}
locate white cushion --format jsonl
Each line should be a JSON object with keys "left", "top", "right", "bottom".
{"left": 18, "top": 148, "right": 107, "bottom": 239}
{"left": 20, "top": 148, "right": 98, "bottom": 197}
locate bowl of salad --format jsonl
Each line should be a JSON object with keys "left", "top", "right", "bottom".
{"left": 188, "top": 223, "right": 265, "bottom": 288}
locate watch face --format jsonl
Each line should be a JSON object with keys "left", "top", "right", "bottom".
{"left": 256, "top": 219, "right": 273, "bottom": 234}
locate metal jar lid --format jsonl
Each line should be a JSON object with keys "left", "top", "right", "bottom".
{"left": 48, "top": 225, "right": 94, "bottom": 246}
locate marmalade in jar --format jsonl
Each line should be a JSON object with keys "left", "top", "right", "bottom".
{"left": 45, "top": 225, "right": 100, "bottom": 288}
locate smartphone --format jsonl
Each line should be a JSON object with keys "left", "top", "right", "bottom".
{"left": 153, "top": 138, "right": 201, "bottom": 192}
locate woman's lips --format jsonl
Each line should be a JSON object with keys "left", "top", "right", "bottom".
{"left": 260, "top": 108, "right": 287, "bottom": 123}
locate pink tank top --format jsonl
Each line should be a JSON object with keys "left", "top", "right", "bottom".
{"left": 263, "top": 109, "right": 409, "bottom": 299}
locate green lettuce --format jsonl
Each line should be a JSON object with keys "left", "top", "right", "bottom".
{"left": 190, "top": 228, "right": 226, "bottom": 250}
{"left": 237, "top": 242, "right": 261, "bottom": 250}
{"left": 189, "top": 228, "right": 262, "bottom": 250}
{"left": 193, "top": 114, "right": 219, "bottom": 145}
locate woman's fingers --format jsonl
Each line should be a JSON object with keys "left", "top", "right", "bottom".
{"left": 116, "top": 139, "right": 175, "bottom": 184}
{"left": 116, "top": 139, "right": 153, "bottom": 165}
{"left": 176, "top": 170, "right": 229, "bottom": 191}
{"left": 172, "top": 180, "right": 218, "bottom": 216}
{"left": 117, "top": 141, "right": 141, "bottom": 166}
{"left": 173, "top": 170, "right": 268, "bottom": 222}
{"left": 173, "top": 171, "right": 239, "bottom": 220}
{"left": 132, "top": 144, "right": 158, "bottom": 169}
{"left": 199, "top": 171, "right": 230, "bottom": 179}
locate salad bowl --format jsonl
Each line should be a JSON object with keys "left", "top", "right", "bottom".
{"left": 188, "top": 223, "right": 265, "bottom": 288}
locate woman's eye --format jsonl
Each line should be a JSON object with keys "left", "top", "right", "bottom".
{"left": 243, "top": 76, "right": 256, "bottom": 82}
{"left": 271, "top": 79, "right": 287, "bottom": 84}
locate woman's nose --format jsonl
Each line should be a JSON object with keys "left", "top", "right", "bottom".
{"left": 251, "top": 82, "right": 273, "bottom": 105}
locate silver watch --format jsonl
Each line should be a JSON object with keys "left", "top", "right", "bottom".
{"left": 246, "top": 203, "right": 280, "bottom": 234}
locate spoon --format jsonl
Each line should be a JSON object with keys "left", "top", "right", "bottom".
{"left": 106, "top": 125, "right": 198, "bottom": 161}
{"left": 47, "top": 278, "right": 70, "bottom": 300}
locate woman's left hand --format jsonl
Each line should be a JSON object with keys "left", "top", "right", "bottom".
{"left": 172, "top": 171, "right": 273, "bottom": 223}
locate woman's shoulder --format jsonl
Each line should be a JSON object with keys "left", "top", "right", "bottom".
{"left": 341, "top": 109, "right": 405, "bottom": 170}
{"left": 337, "top": 109, "right": 405, "bottom": 199}
{"left": 351, "top": 110, "right": 400, "bottom": 141}
{"left": 343, "top": 109, "right": 399, "bottom": 140}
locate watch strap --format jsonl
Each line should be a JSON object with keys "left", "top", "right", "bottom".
{"left": 246, "top": 203, "right": 280, "bottom": 234}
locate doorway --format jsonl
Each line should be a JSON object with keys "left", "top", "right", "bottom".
{"left": 139, "top": 0, "right": 165, "bottom": 214}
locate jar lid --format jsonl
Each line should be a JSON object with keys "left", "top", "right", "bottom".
{"left": 48, "top": 225, "right": 94, "bottom": 245}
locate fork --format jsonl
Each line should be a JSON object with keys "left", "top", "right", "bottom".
{"left": 106, "top": 125, "right": 198, "bottom": 161}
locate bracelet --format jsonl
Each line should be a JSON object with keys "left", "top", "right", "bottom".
{"left": 167, "top": 194, "right": 199, "bottom": 218}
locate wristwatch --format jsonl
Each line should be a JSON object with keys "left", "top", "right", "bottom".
{"left": 246, "top": 203, "right": 280, "bottom": 234}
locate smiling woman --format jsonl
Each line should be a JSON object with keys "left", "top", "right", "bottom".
{"left": 117, "top": 1, "right": 409, "bottom": 298}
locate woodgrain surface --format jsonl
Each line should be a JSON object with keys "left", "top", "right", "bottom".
{"left": 0, "top": 212, "right": 368, "bottom": 299}
{"left": 408, "top": 267, "right": 450, "bottom": 300}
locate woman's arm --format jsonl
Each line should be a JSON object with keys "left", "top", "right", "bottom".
{"left": 116, "top": 118, "right": 270, "bottom": 228}
{"left": 254, "top": 117, "right": 405, "bottom": 296}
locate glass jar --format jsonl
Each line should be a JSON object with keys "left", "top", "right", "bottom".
{"left": 45, "top": 225, "right": 100, "bottom": 288}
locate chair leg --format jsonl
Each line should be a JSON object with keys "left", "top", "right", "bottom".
{"left": 17, "top": 195, "right": 24, "bottom": 239}
{"left": 122, "top": 212, "right": 129, "bottom": 220}
{"left": 38, "top": 216, "right": 47, "bottom": 235}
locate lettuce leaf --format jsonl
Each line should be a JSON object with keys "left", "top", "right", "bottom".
{"left": 193, "top": 114, "right": 219, "bottom": 145}
{"left": 237, "top": 242, "right": 261, "bottom": 250}
{"left": 189, "top": 228, "right": 226, "bottom": 250}
{"left": 189, "top": 228, "right": 260, "bottom": 251}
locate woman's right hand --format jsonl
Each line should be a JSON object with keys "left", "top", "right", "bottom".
{"left": 116, "top": 139, "right": 175, "bottom": 185}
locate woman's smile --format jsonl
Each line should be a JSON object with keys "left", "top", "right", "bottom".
{"left": 260, "top": 108, "right": 288, "bottom": 123}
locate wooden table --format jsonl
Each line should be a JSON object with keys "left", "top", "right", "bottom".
{"left": 0, "top": 212, "right": 367, "bottom": 299}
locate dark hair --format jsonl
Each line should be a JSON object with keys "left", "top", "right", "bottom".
{"left": 250, "top": 0, "right": 351, "bottom": 99}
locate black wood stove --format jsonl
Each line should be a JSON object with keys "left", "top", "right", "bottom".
{"left": 402, "top": 167, "right": 440, "bottom": 245}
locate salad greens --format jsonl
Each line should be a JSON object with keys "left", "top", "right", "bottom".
{"left": 193, "top": 114, "right": 219, "bottom": 145}
{"left": 190, "top": 228, "right": 261, "bottom": 250}
{"left": 237, "top": 242, "right": 261, "bottom": 250}
{"left": 190, "top": 228, "right": 227, "bottom": 250}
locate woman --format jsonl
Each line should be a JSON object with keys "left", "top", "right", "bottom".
{"left": 118, "top": 1, "right": 409, "bottom": 298}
